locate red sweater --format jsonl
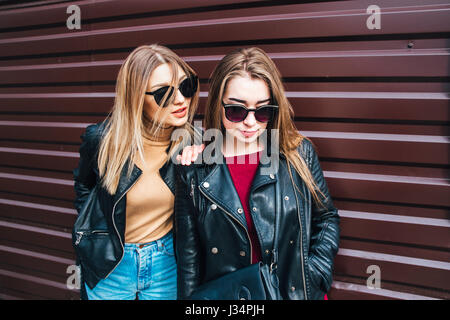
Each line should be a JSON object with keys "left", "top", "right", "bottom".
{"left": 225, "top": 151, "right": 262, "bottom": 264}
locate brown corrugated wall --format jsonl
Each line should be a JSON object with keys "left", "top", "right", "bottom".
{"left": 0, "top": 0, "right": 448, "bottom": 300}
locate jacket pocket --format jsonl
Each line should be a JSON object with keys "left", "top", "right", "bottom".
{"left": 74, "top": 230, "right": 117, "bottom": 280}
{"left": 74, "top": 230, "right": 109, "bottom": 246}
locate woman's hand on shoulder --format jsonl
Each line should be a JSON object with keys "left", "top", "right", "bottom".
{"left": 176, "top": 144, "right": 205, "bottom": 165}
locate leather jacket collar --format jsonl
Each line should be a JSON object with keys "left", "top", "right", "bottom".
{"left": 198, "top": 156, "right": 277, "bottom": 229}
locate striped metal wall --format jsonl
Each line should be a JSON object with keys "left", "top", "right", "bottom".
{"left": 0, "top": 0, "right": 448, "bottom": 300}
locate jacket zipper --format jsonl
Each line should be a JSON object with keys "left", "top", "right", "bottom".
{"left": 199, "top": 187, "right": 253, "bottom": 265}
{"left": 289, "top": 167, "right": 309, "bottom": 300}
{"left": 75, "top": 232, "right": 84, "bottom": 246}
{"left": 105, "top": 177, "right": 141, "bottom": 279}
{"left": 74, "top": 230, "right": 109, "bottom": 246}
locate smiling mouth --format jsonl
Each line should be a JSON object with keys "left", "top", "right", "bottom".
{"left": 172, "top": 107, "right": 187, "bottom": 114}
{"left": 240, "top": 130, "right": 258, "bottom": 136}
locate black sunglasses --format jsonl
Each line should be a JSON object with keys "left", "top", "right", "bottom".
{"left": 145, "top": 75, "right": 198, "bottom": 108}
{"left": 222, "top": 102, "right": 278, "bottom": 123}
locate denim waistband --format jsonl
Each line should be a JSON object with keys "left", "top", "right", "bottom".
{"left": 124, "top": 230, "right": 173, "bottom": 252}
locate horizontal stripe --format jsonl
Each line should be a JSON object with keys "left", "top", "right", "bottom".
{"left": 0, "top": 121, "right": 89, "bottom": 128}
{"left": 331, "top": 281, "right": 438, "bottom": 300}
{"left": 0, "top": 198, "right": 76, "bottom": 215}
{"left": 339, "top": 210, "right": 450, "bottom": 227}
{"left": 338, "top": 248, "right": 450, "bottom": 270}
{"left": 0, "top": 60, "right": 122, "bottom": 71}
{"left": 0, "top": 269, "right": 68, "bottom": 290}
{"left": 286, "top": 91, "right": 448, "bottom": 99}
{"left": 0, "top": 245, "right": 74, "bottom": 265}
{"left": 302, "top": 130, "right": 449, "bottom": 143}
{"left": 0, "top": 147, "right": 78, "bottom": 158}
{"left": 0, "top": 172, "right": 73, "bottom": 186}
{"left": 1, "top": 91, "right": 446, "bottom": 100}
{"left": 324, "top": 170, "right": 449, "bottom": 186}
{"left": 0, "top": 220, "right": 71, "bottom": 239}
{"left": 0, "top": 93, "right": 114, "bottom": 98}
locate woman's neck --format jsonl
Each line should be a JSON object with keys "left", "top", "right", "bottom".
{"left": 142, "top": 114, "right": 174, "bottom": 143}
{"left": 142, "top": 124, "right": 174, "bottom": 144}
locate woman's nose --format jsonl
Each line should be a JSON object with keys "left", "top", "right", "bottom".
{"left": 173, "top": 88, "right": 185, "bottom": 105}
{"left": 243, "top": 110, "right": 257, "bottom": 126}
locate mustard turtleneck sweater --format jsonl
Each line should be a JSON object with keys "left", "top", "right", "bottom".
{"left": 125, "top": 126, "right": 174, "bottom": 244}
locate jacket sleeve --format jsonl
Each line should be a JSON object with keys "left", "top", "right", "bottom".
{"left": 73, "top": 124, "right": 99, "bottom": 214}
{"left": 303, "top": 139, "right": 340, "bottom": 294}
{"left": 174, "top": 168, "right": 202, "bottom": 299}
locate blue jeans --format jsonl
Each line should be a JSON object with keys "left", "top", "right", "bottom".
{"left": 84, "top": 231, "right": 177, "bottom": 300}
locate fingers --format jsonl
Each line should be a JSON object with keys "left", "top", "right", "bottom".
{"left": 184, "top": 148, "right": 193, "bottom": 165}
{"left": 192, "top": 151, "right": 198, "bottom": 162}
{"left": 179, "top": 144, "right": 205, "bottom": 165}
{"left": 191, "top": 144, "right": 205, "bottom": 163}
{"left": 178, "top": 146, "right": 194, "bottom": 165}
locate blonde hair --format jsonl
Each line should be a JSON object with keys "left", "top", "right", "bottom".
{"left": 98, "top": 44, "right": 199, "bottom": 194}
{"left": 205, "top": 47, "right": 325, "bottom": 206}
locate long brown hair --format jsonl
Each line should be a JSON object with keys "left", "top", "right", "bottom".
{"left": 98, "top": 44, "right": 199, "bottom": 195}
{"left": 205, "top": 47, "right": 324, "bottom": 206}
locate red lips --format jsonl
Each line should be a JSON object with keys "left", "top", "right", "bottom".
{"left": 172, "top": 106, "right": 188, "bottom": 118}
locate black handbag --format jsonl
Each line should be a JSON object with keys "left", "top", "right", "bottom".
{"left": 189, "top": 182, "right": 282, "bottom": 300}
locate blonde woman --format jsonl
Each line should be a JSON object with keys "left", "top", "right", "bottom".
{"left": 175, "top": 47, "right": 340, "bottom": 300}
{"left": 72, "top": 44, "right": 199, "bottom": 300}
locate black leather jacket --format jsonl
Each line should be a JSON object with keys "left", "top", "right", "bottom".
{"left": 72, "top": 121, "right": 177, "bottom": 290}
{"left": 175, "top": 138, "right": 340, "bottom": 300}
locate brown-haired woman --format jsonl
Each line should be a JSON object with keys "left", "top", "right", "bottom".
{"left": 73, "top": 44, "right": 199, "bottom": 299}
{"left": 175, "top": 47, "right": 339, "bottom": 300}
